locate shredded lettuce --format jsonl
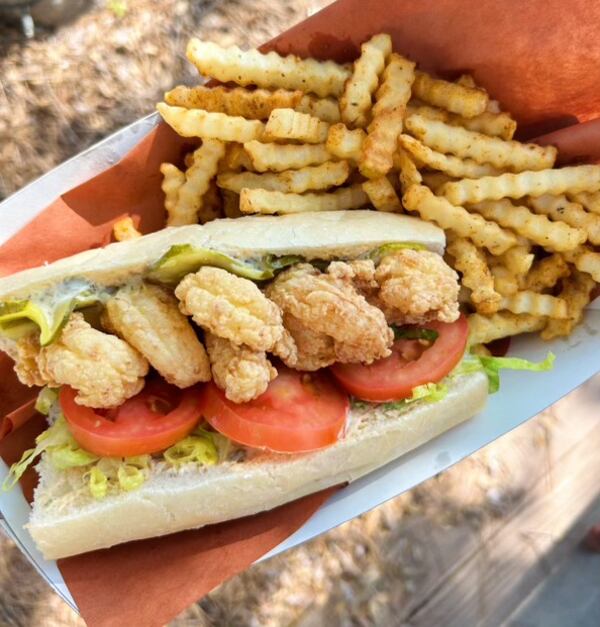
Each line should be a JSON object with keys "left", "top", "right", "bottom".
{"left": 163, "top": 432, "right": 219, "bottom": 468}
{"left": 392, "top": 326, "right": 439, "bottom": 342}
{"left": 34, "top": 386, "right": 59, "bottom": 416}
{"left": 47, "top": 443, "right": 98, "bottom": 470}
{"left": 117, "top": 464, "right": 147, "bottom": 492}
{"left": 88, "top": 467, "right": 108, "bottom": 500}
{"left": 408, "top": 382, "right": 448, "bottom": 403}
{"left": 476, "top": 352, "right": 555, "bottom": 393}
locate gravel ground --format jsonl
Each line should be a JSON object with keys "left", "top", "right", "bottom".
{"left": 0, "top": 2, "right": 559, "bottom": 625}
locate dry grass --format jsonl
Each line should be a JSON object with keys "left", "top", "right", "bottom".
{"left": 0, "top": 2, "right": 571, "bottom": 625}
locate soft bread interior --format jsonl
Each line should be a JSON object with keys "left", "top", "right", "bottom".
{"left": 27, "top": 371, "right": 487, "bottom": 560}
{"left": 0, "top": 211, "right": 445, "bottom": 301}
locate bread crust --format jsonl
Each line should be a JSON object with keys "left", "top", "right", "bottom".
{"left": 0, "top": 211, "right": 445, "bottom": 302}
{"left": 28, "top": 371, "right": 487, "bottom": 560}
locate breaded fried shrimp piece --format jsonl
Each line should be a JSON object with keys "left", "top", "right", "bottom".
{"left": 104, "top": 283, "right": 211, "bottom": 388}
{"left": 175, "top": 267, "right": 284, "bottom": 352}
{"left": 266, "top": 263, "right": 393, "bottom": 366}
{"left": 374, "top": 250, "right": 460, "bottom": 324}
{"left": 205, "top": 333, "right": 276, "bottom": 403}
{"left": 3, "top": 334, "right": 49, "bottom": 387}
{"left": 37, "top": 313, "right": 149, "bottom": 408}
{"left": 279, "top": 313, "right": 336, "bottom": 371}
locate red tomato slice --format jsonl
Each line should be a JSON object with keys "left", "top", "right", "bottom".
{"left": 331, "top": 315, "right": 469, "bottom": 403}
{"left": 198, "top": 367, "right": 349, "bottom": 453}
{"left": 60, "top": 379, "right": 203, "bottom": 457}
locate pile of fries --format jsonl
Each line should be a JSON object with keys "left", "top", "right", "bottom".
{"left": 143, "top": 33, "right": 600, "bottom": 347}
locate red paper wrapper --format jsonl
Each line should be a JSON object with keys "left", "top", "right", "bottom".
{"left": 2, "top": 1, "right": 600, "bottom": 624}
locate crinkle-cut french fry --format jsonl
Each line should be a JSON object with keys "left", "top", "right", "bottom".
{"left": 264, "top": 108, "right": 329, "bottom": 143}
{"left": 244, "top": 140, "right": 331, "bottom": 172}
{"left": 156, "top": 103, "right": 264, "bottom": 142}
{"left": 541, "top": 271, "right": 596, "bottom": 340}
{"left": 113, "top": 216, "right": 142, "bottom": 242}
{"left": 221, "top": 143, "right": 255, "bottom": 172}
{"left": 406, "top": 102, "right": 516, "bottom": 141}
{"left": 296, "top": 95, "right": 341, "bottom": 123}
{"left": 222, "top": 190, "right": 242, "bottom": 218}
{"left": 360, "top": 53, "right": 415, "bottom": 178}
{"left": 402, "top": 185, "right": 517, "bottom": 255}
{"left": 499, "top": 291, "right": 568, "bottom": 319}
{"left": 522, "top": 254, "right": 570, "bottom": 292}
{"left": 490, "top": 264, "right": 519, "bottom": 296}
{"left": 406, "top": 114, "right": 556, "bottom": 172}
{"left": 396, "top": 148, "right": 422, "bottom": 193}
{"left": 441, "top": 165, "right": 600, "bottom": 205}
{"left": 447, "top": 236, "right": 501, "bottom": 314}
{"left": 468, "top": 312, "right": 545, "bottom": 345}
{"left": 528, "top": 194, "right": 600, "bottom": 245}
{"left": 564, "top": 246, "right": 600, "bottom": 282}
{"left": 239, "top": 184, "right": 368, "bottom": 215}
{"left": 183, "top": 152, "right": 195, "bottom": 169}
{"left": 497, "top": 245, "right": 534, "bottom": 276}
{"left": 164, "top": 139, "right": 226, "bottom": 226}
{"left": 340, "top": 33, "right": 392, "bottom": 128}
{"left": 160, "top": 163, "right": 186, "bottom": 220}
{"left": 567, "top": 190, "right": 600, "bottom": 215}
{"left": 326, "top": 123, "right": 366, "bottom": 162}
{"left": 467, "top": 199, "right": 586, "bottom": 252}
{"left": 217, "top": 161, "right": 349, "bottom": 194}
{"left": 164, "top": 85, "right": 303, "bottom": 119}
{"left": 421, "top": 172, "right": 455, "bottom": 193}
{"left": 186, "top": 38, "right": 350, "bottom": 98}
{"left": 412, "top": 71, "right": 488, "bottom": 118}
{"left": 197, "top": 179, "right": 223, "bottom": 224}
{"left": 362, "top": 176, "right": 402, "bottom": 212}
{"left": 398, "top": 134, "right": 501, "bottom": 178}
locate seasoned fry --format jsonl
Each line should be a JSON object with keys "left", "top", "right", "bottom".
{"left": 522, "top": 254, "right": 570, "bottom": 292}
{"left": 113, "top": 216, "right": 141, "bottom": 242}
{"left": 326, "top": 123, "right": 366, "bottom": 162}
{"left": 264, "top": 108, "right": 329, "bottom": 143}
{"left": 498, "top": 244, "right": 534, "bottom": 276}
{"left": 217, "top": 161, "right": 349, "bottom": 194}
{"left": 468, "top": 312, "right": 545, "bottom": 345}
{"left": 156, "top": 103, "right": 265, "bottom": 142}
{"left": 340, "top": 33, "right": 392, "bottom": 128}
{"left": 222, "top": 190, "right": 242, "bottom": 218}
{"left": 186, "top": 38, "right": 350, "bottom": 97}
{"left": 164, "top": 85, "right": 302, "bottom": 119}
{"left": 197, "top": 179, "right": 222, "bottom": 224}
{"left": 296, "top": 95, "right": 341, "bottom": 123}
{"left": 402, "top": 185, "right": 517, "bottom": 254}
{"left": 362, "top": 176, "right": 402, "bottom": 212}
{"left": 205, "top": 333, "right": 276, "bottom": 403}
{"left": 360, "top": 53, "right": 415, "bottom": 178}
{"left": 412, "top": 71, "right": 488, "bottom": 118}
{"left": 420, "top": 171, "right": 454, "bottom": 193}
{"left": 567, "top": 191, "right": 600, "bottom": 215}
{"left": 447, "top": 236, "right": 501, "bottom": 314}
{"left": 405, "top": 114, "right": 556, "bottom": 171}
{"left": 499, "top": 291, "right": 568, "bottom": 318}
{"left": 240, "top": 184, "right": 368, "bottom": 215}
{"left": 565, "top": 247, "right": 600, "bottom": 282}
{"left": 396, "top": 148, "right": 422, "bottom": 193}
{"left": 467, "top": 199, "right": 586, "bottom": 252}
{"left": 164, "top": 139, "right": 226, "bottom": 226}
{"left": 541, "top": 271, "right": 596, "bottom": 340}
{"left": 490, "top": 264, "right": 519, "bottom": 296}
{"left": 244, "top": 140, "right": 331, "bottom": 172}
{"left": 528, "top": 194, "right": 600, "bottom": 245}
{"left": 441, "top": 165, "right": 600, "bottom": 204}
{"left": 160, "top": 163, "right": 186, "bottom": 219}
{"left": 398, "top": 134, "right": 501, "bottom": 178}
{"left": 221, "top": 143, "right": 255, "bottom": 172}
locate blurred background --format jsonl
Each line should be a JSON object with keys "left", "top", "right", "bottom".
{"left": 1, "top": 1, "right": 599, "bottom": 625}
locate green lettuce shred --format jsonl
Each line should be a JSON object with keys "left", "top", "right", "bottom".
{"left": 408, "top": 382, "right": 448, "bottom": 403}
{"left": 392, "top": 326, "right": 439, "bottom": 342}
{"left": 163, "top": 431, "right": 219, "bottom": 468}
{"left": 476, "top": 352, "right": 555, "bottom": 393}
{"left": 88, "top": 467, "right": 108, "bottom": 500}
{"left": 34, "top": 387, "right": 59, "bottom": 416}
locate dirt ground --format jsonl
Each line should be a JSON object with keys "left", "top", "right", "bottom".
{"left": 0, "top": 2, "right": 587, "bottom": 626}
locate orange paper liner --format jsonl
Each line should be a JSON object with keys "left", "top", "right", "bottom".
{"left": 2, "top": 0, "right": 600, "bottom": 623}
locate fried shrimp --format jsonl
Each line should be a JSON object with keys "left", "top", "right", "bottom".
{"left": 372, "top": 250, "right": 460, "bottom": 324}
{"left": 104, "top": 283, "right": 211, "bottom": 388}
{"left": 266, "top": 263, "right": 393, "bottom": 370}
{"left": 175, "top": 267, "right": 284, "bottom": 351}
{"left": 4, "top": 334, "right": 48, "bottom": 387}
{"left": 205, "top": 333, "right": 276, "bottom": 403}
{"left": 37, "top": 313, "right": 149, "bottom": 408}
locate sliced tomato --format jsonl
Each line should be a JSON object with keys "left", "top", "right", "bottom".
{"left": 198, "top": 367, "right": 349, "bottom": 453}
{"left": 60, "top": 379, "right": 203, "bottom": 457}
{"left": 331, "top": 315, "right": 469, "bottom": 402}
